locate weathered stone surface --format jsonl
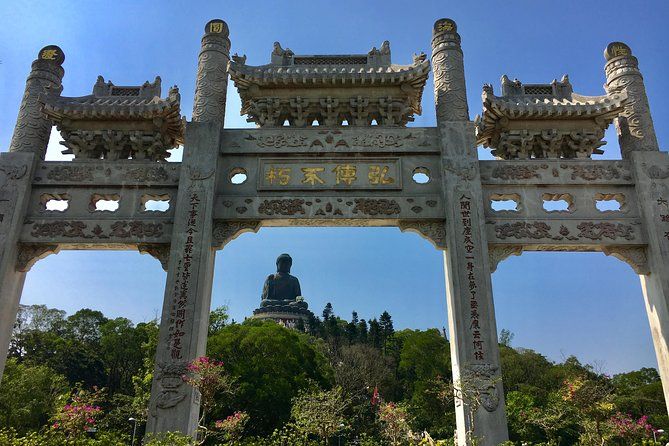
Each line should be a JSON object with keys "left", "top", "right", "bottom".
{"left": 476, "top": 75, "right": 626, "bottom": 159}
{"left": 433, "top": 18, "right": 508, "bottom": 445}
{"left": 604, "top": 42, "right": 660, "bottom": 157}
{"left": 41, "top": 76, "right": 184, "bottom": 162}
{"left": 1, "top": 18, "right": 669, "bottom": 446}
{"left": 229, "top": 40, "right": 429, "bottom": 127}
{"left": 10, "top": 46, "right": 65, "bottom": 158}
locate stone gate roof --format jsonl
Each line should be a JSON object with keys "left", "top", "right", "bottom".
{"left": 228, "top": 42, "right": 430, "bottom": 127}
{"left": 475, "top": 75, "right": 627, "bottom": 159}
{"left": 41, "top": 76, "right": 184, "bottom": 161}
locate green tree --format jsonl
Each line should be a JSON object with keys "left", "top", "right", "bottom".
{"left": 329, "top": 344, "right": 398, "bottom": 436}
{"left": 100, "top": 318, "right": 149, "bottom": 395}
{"left": 368, "top": 318, "right": 381, "bottom": 349}
{"left": 379, "top": 311, "right": 395, "bottom": 353}
{"left": 291, "top": 386, "right": 348, "bottom": 445}
{"left": 357, "top": 319, "right": 368, "bottom": 343}
{"left": 395, "top": 329, "right": 453, "bottom": 437}
{"left": 344, "top": 312, "right": 358, "bottom": 345}
{"left": 209, "top": 305, "right": 230, "bottom": 336}
{"left": 0, "top": 358, "right": 68, "bottom": 433}
{"left": 498, "top": 329, "right": 514, "bottom": 347}
{"left": 206, "top": 320, "right": 332, "bottom": 435}
{"left": 65, "top": 308, "right": 108, "bottom": 344}
{"left": 9, "top": 304, "right": 66, "bottom": 359}
{"left": 322, "top": 303, "right": 333, "bottom": 321}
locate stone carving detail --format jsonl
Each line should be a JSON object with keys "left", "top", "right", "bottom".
{"left": 398, "top": 220, "right": 447, "bottom": 250}
{"left": 245, "top": 131, "right": 424, "bottom": 150}
{"left": 352, "top": 199, "right": 401, "bottom": 216}
{"left": 258, "top": 199, "right": 305, "bottom": 216}
{"left": 192, "top": 20, "right": 231, "bottom": 124}
{"left": 461, "top": 363, "right": 501, "bottom": 412}
{"left": 42, "top": 76, "right": 184, "bottom": 162}
{"left": 561, "top": 163, "right": 631, "bottom": 181}
{"left": 577, "top": 222, "right": 634, "bottom": 241}
{"left": 212, "top": 220, "right": 262, "bottom": 247}
{"left": 122, "top": 166, "right": 170, "bottom": 182}
{"left": 0, "top": 163, "right": 29, "bottom": 193}
{"left": 138, "top": 243, "right": 170, "bottom": 271}
{"left": 494, "top": 221, "right": 635, "bottom": 241}
{"left": 46, "top": 166, "right": 94, "bottom": 182}
{"left": 30, "top": 221, "right": 164, "bottom": 239}
{"left": 489, "top": 164, "right": 545, "bottom": 180}
{"left": 150, "top": 362, "right": 189, "bottom": 415}
{"left": 229, "top": 41, "right": 429, "bottom": 127}
{"left": 495, "top": 222, "right": 556, "bottom": 240}
{"left": 10, "top": 46, "right": 65, "bottom": 158}
{"left": 431, "top": 19, "right": 469, "bottom": 122}
{"left": 16, "top": 243, "right": 60, "bottom": 272}
{"left": 247, "top": 134, "right": 309, "bottom": 148}
{"left": 351, "top": 134, "right": 412, "bottom": 148}
{"left": 488, "top": 245, "right": 523, "bottom": 272}
{"left": 604, "top": 42, "right": 659, "bottom": 156}
{"left": 476, "top": 75, "right": 626, "bottom": 159}
{"left": 602, "top": 245, "right": 649, "bottom": 275}
{"left": 645, "top": 164, "right": 669, "bottom": 180}
{"left": 445, "top": 161, "right": 478, "bottom": 181}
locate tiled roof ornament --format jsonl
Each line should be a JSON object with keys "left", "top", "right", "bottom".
{"left": 228, "top": 40, "right": 430, "bottom": 127}
{"left": 41, "top": 76, "right": 184, "bottom": 161}
{"left": 475, "top": 74, "right": 627, "bottom": 159}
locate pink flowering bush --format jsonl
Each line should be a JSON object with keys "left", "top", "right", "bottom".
{"left": 50, "top": 386, "right": 104, "bottom": 438}
{"left": 214, "top": 411, "right": 250, "bottom": 444}
{"left": 378, "top": 402, "right": 411, "bottom": 446}
{"left": 181, "top": 356, "right": 233, "bottom": 416}
{"left": 181, "top": 356, "right": 236, "bottom": 444}
{"left": 609, "top": 412, "right": 657, "bottom": 442}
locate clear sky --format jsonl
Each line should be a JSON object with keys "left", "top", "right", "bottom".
{"left": 1, "top": 0, "right": 668, "bottom": 375}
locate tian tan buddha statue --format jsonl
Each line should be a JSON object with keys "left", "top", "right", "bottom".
{"left": 259, "top": 253, "right": 309, "bottom": 310}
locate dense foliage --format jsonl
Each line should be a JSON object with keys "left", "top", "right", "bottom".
{"left": 1, "top": 303, "right": 667, "bottom": 445}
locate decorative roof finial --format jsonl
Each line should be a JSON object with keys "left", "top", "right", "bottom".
{"left": 604, "top": 42, "right": 632, "bottom": 61}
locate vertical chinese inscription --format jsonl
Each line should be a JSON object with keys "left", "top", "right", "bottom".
{"left": 168, "top": 192, "right": 200, "bottom": 360}
{"left": 460, "top": 194, "right": 484, "bottom": 361}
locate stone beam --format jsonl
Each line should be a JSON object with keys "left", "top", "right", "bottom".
{"left": 219, "top": 127, "right": 440, "bottom": 155}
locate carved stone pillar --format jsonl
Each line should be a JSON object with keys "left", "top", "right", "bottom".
{"left": 604, "top": 42, "right": 659, "bottom": 158}
{"left": 431, "top": 19, "right": 469, "bottom": 122}
{"left": 432, "top": 18, "right": 509, "bottom": 445}
{"left": 9, "top": 46, "right": 65, "bottom": 159}
{"left": 628, "top": 151, "right": 669, "bottom": 415}
{"left": 146, "top": 122, "right": 220, "bottom": 435}
{"left": 192, "top": 20, "right": 230, "bottom": 124}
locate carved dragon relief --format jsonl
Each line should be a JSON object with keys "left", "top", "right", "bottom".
{"left": 459, "top": 363, "right": 501, "bottom": 412}
{"left": 16, "top": 243, "right": 60, "bottom": 272}
{"left": 149, "top": 361, "right": 189, "bottom": 417}
{"left": 212, "top": 220, "right": 262, "bottom": 248}
{"left": 398, "top": 220, "right": 447, "bottom": 250}
{"left": 138, "top": 243, "right": 171, "bottom": 271}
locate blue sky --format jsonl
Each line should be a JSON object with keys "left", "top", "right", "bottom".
{"left": 1, "top": 0, "right": 668, "bottom": 374}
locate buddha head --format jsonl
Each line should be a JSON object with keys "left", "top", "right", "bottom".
{"left": 276, "top": 253, "right": 292, "bottom": 274}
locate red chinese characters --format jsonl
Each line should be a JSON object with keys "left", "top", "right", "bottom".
{"left": 460, "top": 195, "right": 485, "bottom": 361}
{"left": 168, "top": 192, "right": 201, "bottom": 360}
